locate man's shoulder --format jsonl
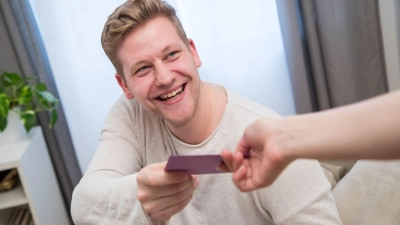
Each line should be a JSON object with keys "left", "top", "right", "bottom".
{"left": 106, "top": 94, "right": 158, "bottom": 123}
{"left": 107, "top": 94, "right": 140, "bottom": 115}
{"left": 227, "top": 89, "right": 281, "bottom": 118}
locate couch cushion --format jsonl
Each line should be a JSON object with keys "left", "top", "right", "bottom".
{"left": 320, "top": 162, "right": 346, "bottom": 190}
{"left": 332, "top": 160, "right": 400, "bottom": 225}
{"left": 320, "top": 160, "right": 357, "bottom": 178}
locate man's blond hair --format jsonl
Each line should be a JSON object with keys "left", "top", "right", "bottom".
{"left": 101, "top": 0, "right": 188, "bottom": 78}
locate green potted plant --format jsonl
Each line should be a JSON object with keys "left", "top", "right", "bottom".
{"left": 0, "top": 72, "right": 59, "bottom": 138}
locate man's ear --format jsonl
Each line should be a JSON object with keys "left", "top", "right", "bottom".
{"left": 115, "top": 73, "right": 134, "bottom": 99}
{"left": 188, "top": 38, "right": 202, "bottom": 68}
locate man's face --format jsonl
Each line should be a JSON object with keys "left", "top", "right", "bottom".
{"left": 116, "top": 16, "right": 202, "bottom": 127}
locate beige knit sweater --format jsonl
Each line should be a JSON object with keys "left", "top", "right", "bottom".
{"left": 71, "top": 86, "right": 342, "bottom": 225}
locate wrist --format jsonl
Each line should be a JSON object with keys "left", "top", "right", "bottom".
{"left": 278, "top": 115, "right": 310, "bottom": 162}
{"left": 268, "top": 117, "right": 294, "bottom": 164}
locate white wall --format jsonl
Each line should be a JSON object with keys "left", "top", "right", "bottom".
{"left": 29, "top": 0, "right": 295, "bottom": 173}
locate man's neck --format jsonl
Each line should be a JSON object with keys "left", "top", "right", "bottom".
{"left": 167, "top": 82, "right": 227, "bottom": 145}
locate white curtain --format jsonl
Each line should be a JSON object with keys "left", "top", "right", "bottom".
{"left": 29, "top": 0, "right": 295, "bottom": 173}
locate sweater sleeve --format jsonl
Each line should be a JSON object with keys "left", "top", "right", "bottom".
{"left": 253, "top": 159, "right": 343, "bottom": 224}
{"left": 70, "top": 98, "right": 166, "bottom": 225}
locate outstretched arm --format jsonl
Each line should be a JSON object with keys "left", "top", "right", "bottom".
{"left": 221, "top": 90, "right": 400, "bottom": 191}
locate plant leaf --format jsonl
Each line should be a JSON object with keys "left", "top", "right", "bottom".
{"left": 1, "top": 72, "right": 60, "bottom": 131}
{"left": 49, "top": 109, "right": 58, "bottom": 129}
{"left": 0, "top": 115, "right": 7, "bottom": 132}
{"left": 38, "top": 97, "right": 51, "bottom": 110}
{"left": 1, "top": 72, "right": 24, "bottom": 88}
{"left": 35, "top": 83, "right": 47, "bottom": 92}
{"left": 18, "top": 85, "right": 33, "bottom": 105}
{"left": 38, "top": 91, "right": 59, "bottom": 106}
{"left": 20, "top": 110, "right": 36, "bottom": 132}
{"left": 0, "top": 93, "right": 10, "bottom": 117}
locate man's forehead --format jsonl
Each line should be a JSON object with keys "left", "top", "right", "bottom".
{"left": 117, "top": 20, "right": 169, "bottom": 51}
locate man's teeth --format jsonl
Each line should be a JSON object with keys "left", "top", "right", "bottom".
{"left": 160, "top": 86, "right": 183, "bottom": 100}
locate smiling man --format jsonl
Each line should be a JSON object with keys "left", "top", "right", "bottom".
{"left": 70, "top": 0, "right": 342, "bottom": 224}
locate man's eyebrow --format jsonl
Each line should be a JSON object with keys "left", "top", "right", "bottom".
{"left": 162, "top": 44, "right": 181, "bottom": 54}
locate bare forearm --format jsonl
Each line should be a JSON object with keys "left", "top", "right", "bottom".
{"left": 282, "top": 90, "right": 400, "bottom": 161}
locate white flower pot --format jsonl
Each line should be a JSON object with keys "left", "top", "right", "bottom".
{"left": 0, "top": 110, "right": 27, "bottom": 145}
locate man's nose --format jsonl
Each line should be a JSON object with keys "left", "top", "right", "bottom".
{"left": 154, "top": 63, "right": 174, "bottom": 86}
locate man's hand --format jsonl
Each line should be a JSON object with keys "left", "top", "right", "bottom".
{"left": 136, "top": 162, "right": 199, "bottom": 221}
{"left": 220, "top": 118, "right": 291, "bottom": 192}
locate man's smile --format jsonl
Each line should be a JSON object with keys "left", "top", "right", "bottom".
{"left": 157, "top": 83, "right": 186, "bottom": 101}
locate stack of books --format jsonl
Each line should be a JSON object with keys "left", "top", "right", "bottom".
{"left": 6, "top": 207, "right": 34, "bottom": 225}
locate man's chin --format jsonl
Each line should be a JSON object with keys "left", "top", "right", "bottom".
{"left": 152, "top": 104, "right": 196, "bottom": 128}
{"left": 163, "top": 116, "right": 191, "bottom": 128}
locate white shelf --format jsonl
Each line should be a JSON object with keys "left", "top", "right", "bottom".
{"left": 0, "top": 184, "right": 28, "bottom": 210}
{"left": 0, "top": 127, "right": 69, "bottom": 225}
{"left": 0, "top": 135, "right": 30, "bottom": 171}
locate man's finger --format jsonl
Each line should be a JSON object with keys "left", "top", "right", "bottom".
{"left": 154, "top": 194, "right": 194, "bottom": 221}
{"left": 137, "top": 176, "right": 197, "bottom": 201}
{"left": 139, "top": 162, "right": 190, "bottom": 187}
{"left": 145, "top": 182, "right": 198, "bottom": 220}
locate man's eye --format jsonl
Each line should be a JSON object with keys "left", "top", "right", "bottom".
{"left": 168, "top": 51, "right": 178, "bottom": 57}
{"left": 137, "top": 65, "right": 151, "bottom": 73}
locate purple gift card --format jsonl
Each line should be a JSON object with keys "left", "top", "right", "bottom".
{"left": 165, "top": 154, "right": 226, "bottom": 175}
